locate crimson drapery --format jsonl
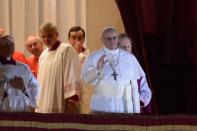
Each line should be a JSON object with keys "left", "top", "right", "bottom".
{"left": 116, "top": 0, "right": 197, "bottom": 114}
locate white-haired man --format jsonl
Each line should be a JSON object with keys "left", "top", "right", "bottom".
{"left": 25, "top": 35, "right": 44, "bottom": 77}
{"left": 82, "top": 27, "right": 152, "bottom": 113}
{"left": 36, "top": 22, "right": 82, "bottom": 113}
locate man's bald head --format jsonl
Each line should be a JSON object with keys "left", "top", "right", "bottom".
{"left": 25, "top": 35, "right": 43, "bottom": 58}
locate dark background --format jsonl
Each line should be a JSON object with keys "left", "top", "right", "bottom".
{"left": 116, "top": 0, "right": 197, "bottom": 114}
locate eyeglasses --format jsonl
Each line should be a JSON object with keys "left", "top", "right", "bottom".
{"left": 103, "top": 36, "right": 118, "bottom": 41}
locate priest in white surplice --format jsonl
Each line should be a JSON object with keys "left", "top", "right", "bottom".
{"left": 82, "top": 27, "right": 152, "bottom": 113}
{"left": 36, "top": 22, "right": 82, "bottom": 113}
{"left": 0, "top": 35, "right": 39, "bottom": 112}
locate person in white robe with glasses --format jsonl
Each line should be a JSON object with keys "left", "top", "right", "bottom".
{"left": 82, "top": 27, "right": 151, "bottom": 113}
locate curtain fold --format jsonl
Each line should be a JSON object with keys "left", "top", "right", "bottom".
{"left": 115, "top": 0, "right": 158, "bottom": 114}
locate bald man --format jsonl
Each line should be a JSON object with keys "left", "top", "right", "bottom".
{"left": 25, "top": 36, "right": 44, "bottom": 77}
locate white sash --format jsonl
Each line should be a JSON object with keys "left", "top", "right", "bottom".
{"left": 124, "top": 80, "right": 140, "bottom": 113}
{"left": 131, "top": 80, "right": 140, "bottom": 113}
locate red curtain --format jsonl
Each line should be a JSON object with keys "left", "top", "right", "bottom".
{"left": 116, "top": 0, "right": 197, "bottom": 114}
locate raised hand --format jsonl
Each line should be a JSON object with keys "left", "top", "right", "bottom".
{"left": 97, "top": 54, "right": 107, "bottom": 71}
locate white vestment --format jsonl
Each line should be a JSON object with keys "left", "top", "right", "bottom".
{"left": 82, "top": 47, "right": 151, "bottom": 113}
{"left": 36, "top": 43, "right": 81, "bottom": 113}
{"left": 0, "top": 61, "right": 39, "bottom": 112}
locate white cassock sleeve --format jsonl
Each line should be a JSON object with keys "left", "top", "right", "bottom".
{"left": 129, "top": 54, "right": 152, "bottom": 107}
{"left": 139, "top": 76, "right": 152, "bottom": 107}
{"left": 23, "top": 66, "right": 39, "bottom": 108}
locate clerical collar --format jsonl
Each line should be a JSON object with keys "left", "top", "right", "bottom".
{"left": 0, "top": 56, "right": 16, "bottom": 65}
{"left": 48, "top": 40, "right": 61, "bottom": 51}
{"left": 103, "top": 47, "right": 119, "bottom": 55}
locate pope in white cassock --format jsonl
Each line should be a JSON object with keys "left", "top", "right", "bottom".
{"left": 82, "top": 27, "right": 152, "bottom": 113}
{"left": 0, "top": 35, "right": 39, "bottom": 112}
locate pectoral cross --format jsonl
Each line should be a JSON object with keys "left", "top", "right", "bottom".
{"left": 111, "top": 71, "right": 118, "bottom": 80}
